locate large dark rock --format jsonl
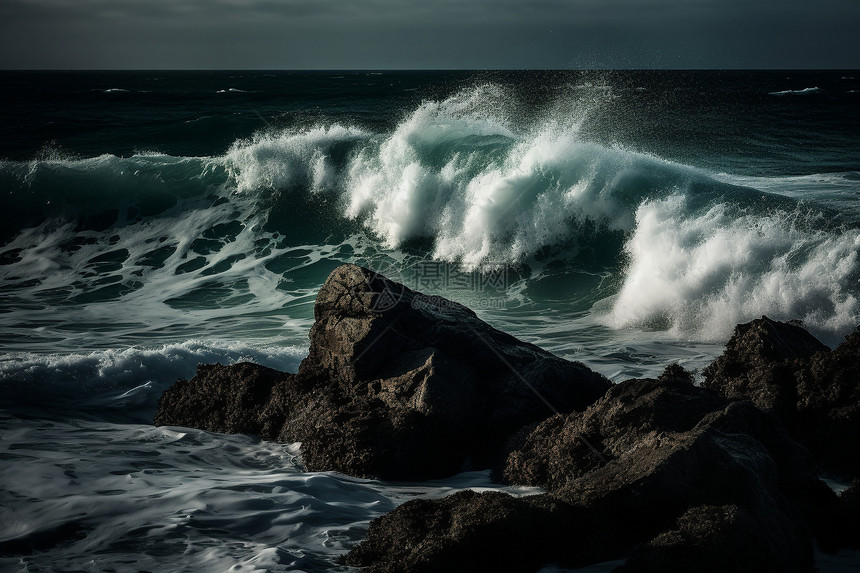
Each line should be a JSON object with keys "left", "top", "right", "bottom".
{"left": 346, "top": 370, "right": 824, "bottom": 572}
{"left": 703, "top": 316, "right": 860, "bottom": 477}
{"left": 701, "top": 316, "right": 827, "bottom": 419}
{"left": 342, "top": 491, "right": 618, "bottom": 573}
{"left": 498, "top": 371, "right": 818, "bottom": 571}
{"left": 155, "top": 264, "right": 610, "bottom": 479}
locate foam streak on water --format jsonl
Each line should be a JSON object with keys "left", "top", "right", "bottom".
{"left": 0, "top": 417, "right": 539, "bottom": 572}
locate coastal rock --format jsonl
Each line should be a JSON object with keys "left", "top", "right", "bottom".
{"left": 701, "top": 316, "right": 827, "bottom": 419}
{"left": 346, "top": 371, "right": 821, "bottom": 572}
{"left": 341, "top": 490, "right": 617, "bottom": 573}
{"left": 703, "top": 316, "right": 860, "bottom": 476}
{"left": 155, "top": 264, "right": 611, "bottom": 479}
{"left": 154, "top": 362, "right": 288, "bottom": 434}
{"left": 498, "top": 365, "right": 823, "bottom": 498}
{"left": 496, "top": 367, "right": 725, "bottom": 492}
{"left": 619, "top": 503, "right": 808, "bottom": 573}
{"left": 499, "top": 371, "right": 816, "bottom": 570}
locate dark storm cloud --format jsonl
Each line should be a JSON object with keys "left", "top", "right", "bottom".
{"left": 0, "top": 0, "right": 857, "bottom": 68}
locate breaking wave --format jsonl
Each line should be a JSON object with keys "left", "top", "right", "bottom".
{"left": 2, "top": 84, "right": 859, "bottom": 347}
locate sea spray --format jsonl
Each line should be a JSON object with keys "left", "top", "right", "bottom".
{"left": 607, "top": 194, "right": 860, "bottom": 344}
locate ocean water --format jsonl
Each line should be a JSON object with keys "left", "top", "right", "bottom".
{"left": 1, "top": 70, "right": 859, "bottom": 571}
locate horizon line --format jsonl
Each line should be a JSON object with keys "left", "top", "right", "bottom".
{"left": 2, "top": 67, "right": 859, "bottom": 72}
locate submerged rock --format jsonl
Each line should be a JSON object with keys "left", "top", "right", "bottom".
{"left": 155, "top": 264, "right": 610, "bottom": 479}
{"left": 703, "top": 316, "right": 860, "bottom": 477}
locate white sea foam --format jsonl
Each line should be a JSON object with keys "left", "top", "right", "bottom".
{"left": 606, "top": 194, "right": 860, "bottom": 344}
{"left": 342, "top": 85, "right": 695, "bottom": 269}
{"left": 225, "top": 124, "right": 369, "bottom": 193}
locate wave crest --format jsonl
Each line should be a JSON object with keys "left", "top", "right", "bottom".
{"left": 607, "top": 195, "right": 860, "bottom": 343}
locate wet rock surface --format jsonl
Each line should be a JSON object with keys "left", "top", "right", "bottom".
{"left": 704, "top": 316, "right": 860, "bottom": 477}
{"left": 354, "top": 369, "right": 815, "bottom": 572}
{"left": 155, "top": 264, "right": 610, "bottom": 479}
{"left": 153, "top": 362, "right": 287, "bottom": 435}
{"left": 341, "top": 490, "right": 617, "bottom": 573}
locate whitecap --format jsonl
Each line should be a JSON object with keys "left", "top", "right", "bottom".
{"left": 769, "top": 87, "right": 821, "bottom": 96}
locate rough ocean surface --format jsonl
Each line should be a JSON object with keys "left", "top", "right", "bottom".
{"left": 2, "top": 70, "right": 860, "bottom": 571}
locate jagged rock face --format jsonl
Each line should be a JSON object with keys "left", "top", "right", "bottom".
{"left": 301, "top": 264, "right": 609, "bottom": 421}
{"left": 496, "top": 373, "right": 727, "bottom": 492}
{"left": 346, "top": 372, "right": 822, "bottom": 573}
{"left": 794, "top": 331, "right": 860, "bottom": 476}
{"left": 154, "top": 264, "right": 611, "bottom": 479}
{"left": 703, "top": 316, "right": 860, "bottom": 477}
{"left": 701, "top": 316, "right": 827, "bottom": 419}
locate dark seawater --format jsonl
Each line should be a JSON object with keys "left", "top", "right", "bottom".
{"left": 1, "top": 70, "right": 859, "bottom": 571}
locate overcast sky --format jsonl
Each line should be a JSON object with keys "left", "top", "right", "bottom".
{"left": 1, "top": 0, "right": 857, "bottom": 69}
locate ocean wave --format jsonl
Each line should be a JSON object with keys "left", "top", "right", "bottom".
{"left": 606, "top": 194, "right": 860, "bottom": 344}
{"left": 769, "top": 87, "right": 822, "bottom": 96}
{"left": 0, "top": 151, "right": 231, "bottom": 240}
{"left": 0, "top": 341, "right": 305, "bottom": 420}
{"left": 2, "top": 84, "right": 860, "bottom": 346}
{"left": 225, "top": 124, "right": 369, "bottom": 194}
